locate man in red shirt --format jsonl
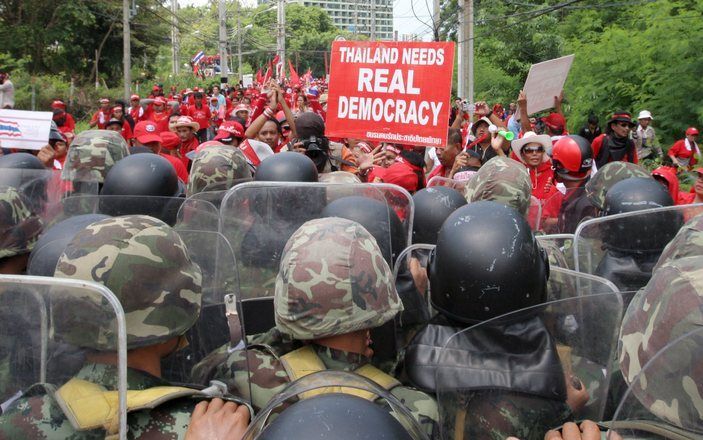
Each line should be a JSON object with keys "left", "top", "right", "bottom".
{"left": 89, "top": 98, "right": 111, "bottom": 129}
{"left": 128, "top": 94, "right": 145, "bottom": 123}
{"left": 132, "top": 121, "right": 189, "bottom": 182}
{"left": 668, "top": 127, "right": 700, "bottom": 170}
{"left": 147, "top": 97, "right": 171, "bottom": 133}
{"left": 188, "top": 92, "right": 211, "bottom": 143}
{"left": 50, "top": 100, "right": 76, "bottom": 134}
{"left": 213, "top": 120, "right": 245, "bottom": 147}
{"left": 172, "top": 116, "right": 201, "bottom": 169}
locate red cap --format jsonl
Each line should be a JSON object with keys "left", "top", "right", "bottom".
{"left": 152, "top": 85, "right": 160, "bottom": 92}
{"left": 130, "top": 94, "right": 140, "bottom": 101}
{"left": 543, "top": 113, "right": 566, "bottom": 133}
{"left": 154, "top": 97, "right": 167, "bottom": 106}
{"left": 160, "top": 131, "right": 180, "bottom": 150}
{"left": 214, "top": 120, "right": 245, "bottom": 141}
{"left": 686, "top": 127, "right": 699, "bottom": 136}
{"left": 51, "top": 100, "right": 66, "bottom": 110}
{"left": 133, "top": 121, "right": 162, "bottom": 145}
{"left": 379, "top": 161, "right": 420, "bottom": 193}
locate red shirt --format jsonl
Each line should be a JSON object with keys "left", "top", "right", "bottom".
{"left": 668, "top": 139, "right": 700, "bottom": 166}
{"left": 129, "top": 105, "right": 145, "bottom": 123}
{"left": 427, "top": 164, "right": 448, "bottom": 182}
{"left": 160, "top": 153, "right": 189, "bottom": 182}
{"left": 148, "top": 109, "right": 171, "bottom": 133}
{"left": 178, "top": 136, "right": 200, "bottom": 168}
{"left": 188, "top": 105, "right": 211, "bottom": 131}
{"left": 90, "top": 110, "right": 111, "bottom": 129}
{"left": 120, "top": 120, "right": 133, "bottom": 142}
{"left": 526, "top": 160, "right": 555, "bottom": 200}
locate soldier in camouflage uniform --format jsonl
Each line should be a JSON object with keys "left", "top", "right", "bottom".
{"left": 0, "top": 186, "right": 43, "bottom": 275}
{"left": 463, "top": 155, "right": 532, "bottom": 216}
{"left": 616, "top": 254, "right": 703, "bottom": 435}
{"left": 60, "top": 129, "right": 129, "bottom": 195}
{"left": 186, "top": 145, "right": 252, "bottom": 197}
{"left": 584, "top": 161, "right": 650, "bottom": 214}
{"left": 0, "top": 215, "right": 248, "bottom": 438}
{"left": 653, "top": 212, "right": 703, "bottom": 270}
{"left": 192, "top": 217, "right": 439, "bottom": 436}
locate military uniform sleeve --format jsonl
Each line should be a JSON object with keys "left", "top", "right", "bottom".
{"left": 389, "top": 386, "right": 439, "bottom": 438}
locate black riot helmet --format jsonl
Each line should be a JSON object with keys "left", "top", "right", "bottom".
{"left": 429, "top": 201, "right": 549, "bottom": 324}
{"left": 321, "top": 196, "right": 406, "bottom": 265}
{"left": 257, "top": 394, "right": 413, "bottom": 440}
{"left": 601, "top": 176, "right": 681, "bottom": 252}
{"left": 99, "top": 154, "right": 184, "bottom": 224}
{"left": 412, "top": 187, "right": 467, "bottom": 244}
{"left": 27, "top": 214, "right": 110, "bottom": 276}
{"left": 254, "top": 151, "right": 318, "bottom": 183}
{"left": 0, "top": 152, "right": 49, "bottom": 213}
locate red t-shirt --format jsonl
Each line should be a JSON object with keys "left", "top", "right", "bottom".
{"left": 148, "top": 109, "right": 171, "bottom": 133}
{"left": 160, "top": 153, "right": 189, "bottom": 182}
{"left": 668, "top": 139, "right": 700, "bottom": 166}
{"left": 178, "top": 136, "right": 200, "bottom": 168}
{"left": 188, "top": 105, "right": 211, "bottom": 131}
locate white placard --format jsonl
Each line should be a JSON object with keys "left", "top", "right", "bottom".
{"left": 523, "top": 54, "right": 575, "bottom": 115}
{"left": 242, "top": 74, "right": 253, "bottom": 88}
{"left": 0, "top": 109, "right": 52, "bottom": 150}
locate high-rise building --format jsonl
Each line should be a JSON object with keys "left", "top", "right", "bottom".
{"left": 264, "top": 0, "right": 394, "bottom": 40}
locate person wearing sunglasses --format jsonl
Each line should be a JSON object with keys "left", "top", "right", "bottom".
{"left": 591, "top": 111, "right": 638, "bottom": 170}
{"left": 510, "top": 131, "right": 554, "bottom": 200}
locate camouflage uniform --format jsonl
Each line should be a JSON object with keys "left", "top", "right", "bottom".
{"left": 654, "top": 212, "right": 703, "bottom": 270}
{"left": 194, "top": 218, "right": 439, "bottom": 436}
{"left": 618, "top": 255, "right": 703, "bottom": 433}
{"left": 60, "top": 130, "right": 129, "bottom": 193}
{"left": 318, "top": 171, "right": 362, "bottom": 184}
{"left": 186, "top": 145, "right": 251, "bottom": 197}
{"left": 585, "top": 161, "right": 650, "bottom": 212}
{"left": 0, "top": 215, "right": 218, "bottom": 439}
{"left": 0, "top": 186, "right": 42, "bottom": 260}
{"left": 464, "top": 156, "right": 532, "bottom": 216}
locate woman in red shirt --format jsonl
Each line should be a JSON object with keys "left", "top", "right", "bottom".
{"left": 510, "top": 131, "right": 555, "bottom": 200}
{"left": 188, "top": 92, "right": 212, "bottom": 143}
{"left": 668, "top": 127, "right": 700, "bottom": 170}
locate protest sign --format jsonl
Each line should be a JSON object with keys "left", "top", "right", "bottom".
{"left": 325, "top": 40, "right": 455, "bottom": 148}
{"left": 0, "top": 109, "right": 52, "bottom": 150}
{"left": 523, "top": 54, "right": 575, "bottom": 115}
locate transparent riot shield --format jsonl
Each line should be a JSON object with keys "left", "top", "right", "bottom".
{"left": 0, "top": 275, "right": 128, "bottom": 439}
{"left": 537, "top": 187, "right": 597, "bottom": 235}
{"left": 160, "top": 229, "right": 238, "bottom": 384}
{"left": 537, "top": 234, "right": 575, "bottom": 269}
{"left": 527, "top": 195, "right": 544, "bottom": 231}
{"left": 427, "top": 176, "right": 470, "bottom": 192}
{"left": 547, "top": 266, "right": 620, "bottom": 301}
{"left": 573, "top": 204, "right": 702, "bottom": 291}
{"left": 241, "top": 370, "right": 429, "bottom": 440}
{"left": 392, "top": 244, "right": 435, "bottom": 345}
{"left": 435, "top": 292, "right": 624, "bottom": 440}
{"left": 0, "top": 168, "right": 64, "bottom": 223}
{"left": 608, "top": 327, "right": 703, "bottom": 439}
{"left": 220, "top": 181, "right": 412, "bottom": 370}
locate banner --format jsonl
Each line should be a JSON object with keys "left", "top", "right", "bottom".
{"left": 523, "top": 54, "right": 575, "bottom": 115}
{"left": 325, "top": 40, "right": 455, "bottom": 148}
{"left": 0, "top": 109, "right": 52, "bottom": 150}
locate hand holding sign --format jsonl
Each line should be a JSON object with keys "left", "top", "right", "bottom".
{"left": 0, "top": 109, "right": 53, "bottom": 151}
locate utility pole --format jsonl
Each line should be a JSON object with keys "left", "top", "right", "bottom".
{"left": 123, "top": 0, "right": 131, "bottom": 100}
{"left": 171, "top": 0, "right": 180, "bottom": 75}
{"left": 276, "top": 0, "right": 286, "bottom": 79}
{"left": 457, "top": 0, "right": 473, "bottom": 103}
{"left": 237, "top": 13, "right": 243, "bottom": 83}
{"left": 432, "top": 0, "right": 440, "bottom": 41}
{"left": 218, "top": 0, "right": 229, "bottom": 86}
{"left": 370, "top": 0, "right": 376, "bottom": 40}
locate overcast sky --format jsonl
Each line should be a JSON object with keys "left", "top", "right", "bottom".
{"left": 180, "top": 0, "right": 434, "bottom": 40}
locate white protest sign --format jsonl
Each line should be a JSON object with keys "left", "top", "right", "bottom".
{"left": 523, "top": 54, "right": 575, "bottom": 115}
{"left": 242, "top": 74, "right": 253, "bottom": 88}
{"left": 0, "top": 109, "right": 52, "bottom": 150}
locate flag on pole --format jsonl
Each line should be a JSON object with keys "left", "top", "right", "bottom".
{"left": 255, "top": 69, "right": 264, "bottom": 85}
{"left": 192, "top": 51, "right": 205, "bottom": 64}
{"left": 288, "top": 60, "right": 300, "bottom": 86}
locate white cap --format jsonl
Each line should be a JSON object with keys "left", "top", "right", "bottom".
{"left": 638, "top": 110, "right": 653, "bottom": 120}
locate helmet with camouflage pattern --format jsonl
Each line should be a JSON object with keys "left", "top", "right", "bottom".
{"left": 318, "top": 171, "right": 362, "bottom": 184}
{"left": 274, "top": 217, "right": 403, "bottom": 340}
{"left": 654, "top": 213, "right": 703, "bottom": 271}
{"left": 463, "top": 156, "right": 531, "bottom": 216}
{"left": 61, "top": 130, "right": 129, "bottom": 184}
{"left": 619, "top": 255, "right": 703, "bottom": 431}
{"left": 0, "top": 186, "right": 43, "bottom": 259}
{"left": 585, "top": 161, "right": 650, "bottom": 211}
{"left": 186, "top": 145, "right": 252, "bottom": 196}
{"left": 52, "top": 215, "right": 202, "bottom": 350}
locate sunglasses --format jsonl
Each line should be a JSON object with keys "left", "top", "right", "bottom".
{"left": 615, "top": 121, "right": 632, "bottom": 128}
{"left": 282, "top": 125, "right": 291, "bottom": 132}
{"left": 522, "top": 146, "right": 544, "bottom": 154}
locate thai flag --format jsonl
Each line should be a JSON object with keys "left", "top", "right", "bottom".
{"left": 192, "top": 51, "right": 205, "bottom": 64}
{"left": 0, "top": 119, "right": 22, "bottom": 137}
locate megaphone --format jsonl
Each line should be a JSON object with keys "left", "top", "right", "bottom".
{"left": 488, "top": 124, "right": 515, "bottom": 141}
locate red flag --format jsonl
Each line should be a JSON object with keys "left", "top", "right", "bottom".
{"left": 288, "top": 60, "right": 300, "bottom": 86}
{"left": 263, "top": 57, "right": 273, "bottom": 84}
{"left": 255, "top": 69, "right": 263, "bottom": 84}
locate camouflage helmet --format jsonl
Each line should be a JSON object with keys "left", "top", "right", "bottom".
{"left": 619, "top": 256, "right": 703, "bottom": 431}
{"left": 585, "top": 161, "right": 650, "bottom": 211}
{"left": 318, "top": 171, "right": 362, "bottom": 184}
{"left": 0, "top": 186, "right": 43, "bottom": 259}
{"left": 654, "top": 213, "right": 703, "bottom": 271}
{"left": 186, "top": 145, "right": 252, "bottom": 196}
{"left": 61, "top": 129, "right": 129, "bottom": 184}
{"left": 463, "top": 156, "right": 532, "bottom": 216}
{"left": 53, "top": 215, "right": 202, "bottom": 350}
{"left": 275, "top": 217, "right": 403, "bottom": 340}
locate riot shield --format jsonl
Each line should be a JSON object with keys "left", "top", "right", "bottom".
{"left": 161, "top": 229, "right": 238, "bottom": 384}
{"left": 392, "top": 244, "right": 435, "bottom": 344}
{"left": 241, "top": 370, "right": 429, "bottom": 440}
{"left": 427, "top": 176, "right": 469, "bottom": 192}
{"left": 220, "top": 182, "right": 413, "bottom": 370}
{"left": 435, "top": 292, "right": 624, "bottom": 440}
{"left": 0, "top": 168, "right": 64, "bottom": 223}
{"left": 547, "top": 266, "right": 620, "bottom": 301}
{"left": 573, "top": 204, "right": 702, "bottom": 290}
{"left": 608, "top": 327, "right": 703, "bottom": 439}
{"left": 0, "top": 275, "right": 128, "bottom": 439}
{"left": 537, "top": 233, "right": 574, "bottom": 269}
